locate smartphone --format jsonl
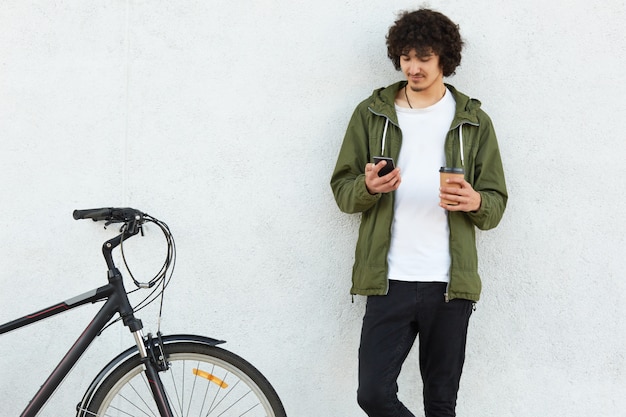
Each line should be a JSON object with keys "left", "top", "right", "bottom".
{"left": 373, "top": 156, "right": 395, "bottom": 177}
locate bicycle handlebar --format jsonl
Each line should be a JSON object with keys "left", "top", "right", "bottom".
{"left": 72, "top": 207, "right": 174, "bottom": 291}
{"left": 73, "top": 207, "right": 144, "bottom": 223}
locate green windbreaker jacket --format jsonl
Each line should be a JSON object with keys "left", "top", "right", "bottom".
{"left": 330, "top": 81, "right": 507, "bottom": 301}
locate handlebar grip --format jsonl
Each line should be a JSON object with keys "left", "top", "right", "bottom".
{"left": 73, "top": 208, "right": 114, "bottom": 221}
{"left": 73, "top": 208, "right": 145, "bottom": 225}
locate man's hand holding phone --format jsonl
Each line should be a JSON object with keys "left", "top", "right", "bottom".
{"left": 365, "top": 157, "right": 401, "bottom": 194}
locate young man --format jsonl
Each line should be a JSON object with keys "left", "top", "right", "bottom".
{"left": 330, "top": 9, "right": 507, "bottom": 417}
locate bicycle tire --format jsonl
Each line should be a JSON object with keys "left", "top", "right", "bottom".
{"left": 81, "top": 342, "right": 287, "bottom": 417}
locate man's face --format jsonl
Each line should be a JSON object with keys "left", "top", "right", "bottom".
{"left": 400, "top": 48, "right": 444, "bottom": 93}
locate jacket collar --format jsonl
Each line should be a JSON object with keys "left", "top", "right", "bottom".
{"left": 368, "top": 81, "right": 482, "bottom": 128}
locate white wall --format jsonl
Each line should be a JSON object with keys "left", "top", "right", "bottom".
{"left": 1, "top": 0, "right": 625, "bottom": 416}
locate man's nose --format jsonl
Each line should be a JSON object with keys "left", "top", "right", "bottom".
{"left": 408, "top": 60, "right": 421, "bottom": 74}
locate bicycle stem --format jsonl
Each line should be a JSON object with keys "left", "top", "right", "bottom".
{"left": 102, "top": 228, "right": 136, "bottom": 271}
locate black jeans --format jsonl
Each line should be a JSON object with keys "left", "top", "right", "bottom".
{"left": 357, "top": 281, "right": 473, "bottom": 417}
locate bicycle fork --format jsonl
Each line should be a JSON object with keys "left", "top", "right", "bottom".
{"left": 110, "top": 263, "right": 173, "bottom": 417}
{"left": 132, "top": 329, "right": 174, "bottom": 417}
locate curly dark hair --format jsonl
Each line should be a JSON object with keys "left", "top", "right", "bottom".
{"left": 386, "top": 9, "right": 463, "bottom": 77}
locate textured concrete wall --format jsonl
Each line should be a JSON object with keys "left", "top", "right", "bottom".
{"left": 1, "top": 1, "right": 625, "bottom": 416}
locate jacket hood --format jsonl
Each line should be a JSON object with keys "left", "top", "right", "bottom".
{"left": 367, "top": 81, "right": 482, "bottom": 128}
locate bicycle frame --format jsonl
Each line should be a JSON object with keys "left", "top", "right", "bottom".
{"left": 0, "top": 226, "right": 174, "bottom": 417}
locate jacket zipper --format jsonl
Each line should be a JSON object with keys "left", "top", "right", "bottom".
{"left": 368, "top": 108, "right": 397, "bottom": 297}
{"left": 444, "top": 121, "right": 478, "bottom": 303}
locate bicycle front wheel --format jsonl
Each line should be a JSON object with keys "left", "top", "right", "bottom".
{"left": 82, "top": 342, "right": 287, "bottom": 417}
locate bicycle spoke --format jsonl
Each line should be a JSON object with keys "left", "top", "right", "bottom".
{"left": 82, "top": 344, "right": 285, "bottom": 417}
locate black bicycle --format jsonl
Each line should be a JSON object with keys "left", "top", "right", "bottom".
{"left": 0, "top": 207, "right": 287, "bottom": 417}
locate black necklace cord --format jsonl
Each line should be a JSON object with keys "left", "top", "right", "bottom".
{"left": 404, "top": 85, "right": 413, "bottom": 109}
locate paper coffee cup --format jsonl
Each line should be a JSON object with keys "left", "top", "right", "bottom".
{"left": 439, "top": 167, "right": 464, "bottom": 205}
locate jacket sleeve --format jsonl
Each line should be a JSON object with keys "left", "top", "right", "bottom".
{"left": 466, "top": 113, "right": 508, "bottom": 230}
{"left": 330, "top": 105, "right": 381, "bottom": 214}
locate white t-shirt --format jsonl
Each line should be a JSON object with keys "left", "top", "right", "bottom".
{"left": 387, "top": 88, "right": 456, "bottom": 283}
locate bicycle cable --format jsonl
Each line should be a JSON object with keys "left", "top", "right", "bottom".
{"left": 101, "top": 214, "right": 176, "bottom": 334}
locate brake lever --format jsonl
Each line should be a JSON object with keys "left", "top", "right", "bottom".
{"left": 102, "top": 220, "right": 123, "bottom": 230}
{"left": 124, "top": 219, "right": 144, "bottom": 235}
